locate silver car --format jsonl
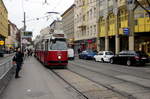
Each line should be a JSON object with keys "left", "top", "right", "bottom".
{"left": 94, "top": 51, "right": 114, "bottom": 62}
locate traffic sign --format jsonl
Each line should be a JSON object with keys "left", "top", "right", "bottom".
{"left": 0, "top": 41, "right": 4, "bottom": 45}
{"left": 123, "top": 28, "right": 129, "bottom": 35}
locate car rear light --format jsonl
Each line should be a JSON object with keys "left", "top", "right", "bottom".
{"left": 135, "top": 56, "right": 140, "bottom": 60}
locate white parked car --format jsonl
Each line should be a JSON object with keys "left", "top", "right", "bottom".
{"left": 94, "top": 51, "right": 114, "bottom": 62}
{"left": 68, "top": 48, "right": 75, "bottom": 60}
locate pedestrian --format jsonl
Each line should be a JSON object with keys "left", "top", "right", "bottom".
{"left": 78, "top": 48, "right": 81, "bottom": 54}
{"left": 13, "top": 48, "right": 24, "bottom": 78}
{"left": 24, "top": 49, "right": 28, "bottom": 60}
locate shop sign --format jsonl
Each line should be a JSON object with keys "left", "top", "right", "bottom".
{"left": 88, "top": 40, "right": 92, "bottom": 43}
{"left": 0, "top": 40, "right": 4, "bottom": 45}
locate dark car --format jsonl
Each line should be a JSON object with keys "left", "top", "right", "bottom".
{"left": 79, "top": 50, "right": 97, "bottom": 60}
{"left": 110, "top": 50, "right": 149, "bottom": 66}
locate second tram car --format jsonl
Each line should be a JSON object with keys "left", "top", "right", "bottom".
{"left": 34, "top": 31, "right": 68, "bottom": 67}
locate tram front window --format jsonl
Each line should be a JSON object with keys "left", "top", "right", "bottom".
{"left": 50, "top": 40, "right": 67, "bottom": 50}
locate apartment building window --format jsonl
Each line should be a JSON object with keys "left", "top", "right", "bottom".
{"left": 76, "top": 0, "right": 78, "bottom": 6}
{"left": 90, "top": 26, "right": 92, "bottom": 35}
{"left": 83, "top": 1, "right": 85, "bottom": 6}
{"left": 94, "top": 7, "right": 96, "bottom": 17}
{"left": 83, "top": 15, "right": 85, "bottom": 21}
{"left": 87, "top": 27, "right": 89, "bottom": 35}
{"left": 90, "top": 9, "right": 92, "bottom": 19}
{"left": 94, "top": 25, "right": 96, "bottom": 34}
{"left": 88, "top": 10, "right": 90, "bottom": 19}
{"left": 118, "top": 9, "right": 128, "bottom": 28}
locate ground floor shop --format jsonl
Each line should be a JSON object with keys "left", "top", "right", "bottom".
{"left": 74, "top": 38, "right": 97, "bottom": 54}
{"left": 98, "top": 32, "right": 150, "bottom": 55}
{"left": 0, "top": 35, "right": 5, "bottom": 50}
{"left": 135, "top": 32, "right": 150, "bottom": 56}
{"left": 99, "top": 35, "right": 128, "bottom": 54}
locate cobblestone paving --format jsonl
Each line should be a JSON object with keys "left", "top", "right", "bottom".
{"left": 55, "top": 70, "right": 127, "bottom": 99}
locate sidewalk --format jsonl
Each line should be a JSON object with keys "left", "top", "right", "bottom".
{"left": 1, "top": 57, "right": 75, "bottom": 99}
{"left": 0, "top": 53, "right": 15, "bottom": 63}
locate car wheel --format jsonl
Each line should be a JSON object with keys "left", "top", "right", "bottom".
{"left": 126, "top": 60, "right": 132, "bottom": 66}
{"left": 94, "top": 58, "right": 97, "bottom": 62}
{"left": 101, "top": 58, "right": 104, "bottom": 63}
{"left": 110, "top": 58, "right": 114, "bottom": 64}
{"left": 84, "top": 56, "right": 87, "bottom": 60}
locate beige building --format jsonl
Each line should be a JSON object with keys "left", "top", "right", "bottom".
{"left": 40, "top": 26, "right": 51, "bottom": 36}
{"left": 5, "top": 21, "right": 20, "bottom": 49}
{"left": 61, "top": 4, "right": 75, "bottom": 48}
{"left": 74, "top": 0, "right": 98, "bottom": 51}
{"left": 50, "top": 20, "right": 63, "bottom": 33}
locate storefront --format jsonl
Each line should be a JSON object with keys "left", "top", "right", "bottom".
{"left": 109, "top": 36, "right": 115, "bottom": 53}
{"left": 0, "top": 35, "right": 5, "bottom": 51}
{"left": 99, "top": 37, "right": 105, "bottom": 51}
{"left": 120, "top": 35, "right": 128, "bottom": 51}
{"left": 74, "top": 38, "right": 97, "bottom": 54}
{"left": 135, "top": 32, "right": 150, "bottom": 55}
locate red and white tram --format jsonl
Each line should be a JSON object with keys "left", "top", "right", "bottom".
{"left": 34, "top": 31, "right": 68, "bottom": 67}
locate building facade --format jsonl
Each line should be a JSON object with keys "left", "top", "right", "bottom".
{"left": 98, "top": 0, "right": 150, "bottom": 55}
{"left": 40, "top": 26, "right": 51, "bottom": 36}
{"left": 0, "top": 0, "right": 8, "bottom": 50}
{"left": 61, "top": 4, "right": 75, "bottom": 48}
{"left": 49, "top": 20, "right": 63, "bottom": 33}
{"left": 5, "top": 21, "right": 20, "bottom": 49}
{"left": 74, "top": 0, "right": 98, "bottom": 52}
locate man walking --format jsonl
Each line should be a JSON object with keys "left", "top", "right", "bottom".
{"left": 13, "top": 48, "right": 24, "bottom": 78}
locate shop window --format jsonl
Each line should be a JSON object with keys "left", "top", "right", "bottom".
{"left": 148, "top": 43, "right": 150, "bottom": 53}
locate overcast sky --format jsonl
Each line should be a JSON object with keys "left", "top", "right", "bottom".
{"left": 3, "top": 0, "right": 74, "bottom": 39}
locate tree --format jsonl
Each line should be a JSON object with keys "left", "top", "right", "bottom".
{"left": 135, "top": 0, "right": 150, "bottom": 16}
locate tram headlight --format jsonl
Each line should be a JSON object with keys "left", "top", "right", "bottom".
{"left": 58, "top": 56, "right": 61, "bottom": 59}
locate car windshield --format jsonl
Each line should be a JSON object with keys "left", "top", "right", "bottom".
{"left": 106, "top": 52, "right": 114, "bottom": 55}
{"left": 50, "top": 40, "right": 67, "bottom": 50}
{"left": 87, "top": 50, "right": 94, "bottom": 54}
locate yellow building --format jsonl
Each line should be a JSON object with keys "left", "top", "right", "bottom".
{"left": 98, "top": 0, "right": 150, "bottom": 55}
{"left": 0, "top": 0, "right": 8, "bottom": 49}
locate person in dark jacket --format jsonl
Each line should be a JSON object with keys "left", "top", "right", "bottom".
{"left": 13, "top": 48, "right": 24, "bottom": 78}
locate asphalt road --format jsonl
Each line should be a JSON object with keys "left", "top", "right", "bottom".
{"left": 68, "top": 58, "right": 150, "bottom": 99}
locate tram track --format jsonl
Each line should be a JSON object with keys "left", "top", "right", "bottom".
{"left": 70, "top": 62, "right": 150, "bottom": 89}
{"left": 51, "top": 69, "right": 89, "bottom": 99}
{"left": 75, "top": 59, "right": 150, "bottom": 80}
{"left": 50, "top": 69, "right": 128, "bottom": 99}
{"left": 69, "top": 61, "right": 150, "bottom": 99}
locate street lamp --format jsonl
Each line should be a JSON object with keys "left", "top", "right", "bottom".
{"left": 46, "top": 12, "right": 59, "bottom": 14}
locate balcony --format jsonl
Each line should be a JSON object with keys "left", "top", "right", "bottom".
{"left": 77, "top": 20, "right": 86, "bottom": 29}
{"left": 118, "top": 0, "right": 126, "bottom": 8}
